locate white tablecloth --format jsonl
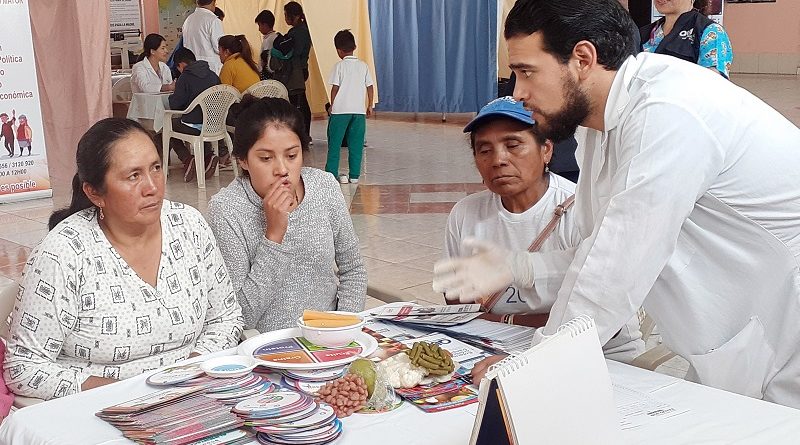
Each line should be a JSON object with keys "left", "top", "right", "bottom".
{"left": 127, "top": 92, "right": 171, "bottom": 132}
{"left": 2, "top": 351, "right": 799, "bottom": 445}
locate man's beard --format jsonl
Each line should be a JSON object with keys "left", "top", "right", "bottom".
{"left": 533, "top": 74, "right": 591, "bottom": 143}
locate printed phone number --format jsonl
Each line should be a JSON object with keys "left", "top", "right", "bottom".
{"left": 0, "top": 160, "right": 34, "bottom": 169}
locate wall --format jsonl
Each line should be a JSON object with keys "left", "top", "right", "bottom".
{"left": 30, "top": 0, "right": 111, "bottom": 185}
{"left": 141, "top": 0, "right": 160, "bottom": 36}
{"left": 724, "top": 1, "right": 800, "bottom": 74}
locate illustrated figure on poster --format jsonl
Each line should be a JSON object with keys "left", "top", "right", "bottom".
{"left": 16, "top": 114, "right": 32, "bottom": 156}
{"left": 0, "top": 110, "right": 15, "bottom": 157}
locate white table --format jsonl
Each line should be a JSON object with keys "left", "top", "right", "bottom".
{"left": 2, "top": 350, "right": 800, "bottom": 445}
{"left": 127, "top": 92, "right": 171, "bottom": 132}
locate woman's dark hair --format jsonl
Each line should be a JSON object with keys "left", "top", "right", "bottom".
{"left": 504, "top": 0, "right": 637, "bottom": 71}
{"left": 138, "top": 33, "right": 166, "bottom": 63}
{"left": 468, "top": 117, "right": 546, "bottom": 154}
{"left": 48, "top": 118, "right": 149, "bottom": 230}
{"left": 218, "top": 34, "right": 261, "bottom": 74}
{"left": 233, "top": 96, "right": 310, "bottom": 175}
{"left": 284, "top": 1, "right": 305, "bottom": 23}
{"left": 214, "top": 7, "right": 225, "bottom": 20}
{"left": 334, "top": 30, "right": 356, "bottom": 52}
{"left": 255, "top": 10, "right": 276, "bottom": 28}
{"left": 693, "top": 0, "right": 709, "bottom": 13}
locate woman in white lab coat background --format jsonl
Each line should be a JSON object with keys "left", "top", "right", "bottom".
{"left": 130, "top": 34, "right": 175, "bottom": 94}
{"left": 436, "top": 0, "right": 800, "bottom": 408}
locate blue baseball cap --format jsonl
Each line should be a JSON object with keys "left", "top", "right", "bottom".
{"left": 463, "top": 96, "right": 534, "bottom": 133}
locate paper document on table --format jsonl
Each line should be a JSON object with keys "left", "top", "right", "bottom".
{"left": 370, "top": 304, "right": 482, "bottom": 326}
{"left": 606, "top": 360, "right": 679, "bottom": 394}
{"left": 613, "top": 383, "right": 689, "bottom": 429}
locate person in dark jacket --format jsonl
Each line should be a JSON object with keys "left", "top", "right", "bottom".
{"left": 168, "top": 47, "right": 223, "bottom": 182}
{"left": 283, "top": 1, "right": 312, "bottom": 144}
{"left": 639, "top": 0, "right": 732, "bottom": 77}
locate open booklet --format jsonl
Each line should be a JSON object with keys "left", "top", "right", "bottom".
{"left": 470, "top": 316, "right": 623, "bottom": 445}
{"left": 370, "top": 304, "right": 482, "bottom": 326}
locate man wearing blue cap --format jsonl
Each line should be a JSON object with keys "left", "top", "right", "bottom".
{"left": 434, "top": 0, "right": 800, "bottom": 406}
{"left": 444, "top": 97, "right": 643, "bottom": 362}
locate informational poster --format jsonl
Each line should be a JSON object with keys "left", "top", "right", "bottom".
{"left": 651, "top": 0, "right": 724, "bottom": 24}
{"left": 158, "top": 0, "right": 196, "bottom": 49}
{"left": 110, "top": 0, "right": 142, "bottom": 33}
{"left": 0, "top": 0, "right": 52, "bottom": 202}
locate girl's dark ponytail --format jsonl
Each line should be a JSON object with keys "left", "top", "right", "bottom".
{"left": 48, "top": 174, "right": 94, "bottom": 230}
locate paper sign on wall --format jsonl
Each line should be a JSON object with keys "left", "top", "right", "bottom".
{"left": 0, "top": 0, "right": 52, "bottom": 202}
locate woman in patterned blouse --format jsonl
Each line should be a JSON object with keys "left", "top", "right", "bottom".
{"left": 2, "top": 118, "right": 243, "bottom": 400}
{"left": 640, "top": 0, "right": 733, "bottom": 78}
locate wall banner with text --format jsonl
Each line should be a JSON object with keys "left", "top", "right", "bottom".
{"left": 0, "top": 0, "right": 52, "bottom": 202}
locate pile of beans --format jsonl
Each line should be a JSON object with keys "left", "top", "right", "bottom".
{"left": 316, "top": 373, "right": 369, "bottom": 417}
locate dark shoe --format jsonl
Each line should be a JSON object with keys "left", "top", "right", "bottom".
{"left": 219, "top": 153, "right": 232, "bottom": 169}
{"left": 183, "top": 157, "right": 196, "bottom": 182}
{"left": 204, "top": 155, "right": 219, "bottom": 180}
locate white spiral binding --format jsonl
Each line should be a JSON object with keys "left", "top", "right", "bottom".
{"left": 489, "top": 315, "right": 595, "bottom": 378}
{"left": 488, "top": 353, "right": 527, "bottom": 377}
{"left": 556, "top": 315, "right": 595, "bottom": 337}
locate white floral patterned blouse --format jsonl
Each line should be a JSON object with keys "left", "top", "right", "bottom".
{"left": 2, "top": 200, "right": 243, "bottom": 400}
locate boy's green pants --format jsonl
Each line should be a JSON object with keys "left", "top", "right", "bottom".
{"left": 326, "top": 113, "right": 365, "bottom": 179}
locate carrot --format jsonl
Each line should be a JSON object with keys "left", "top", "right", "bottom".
{"left": 302, "top": 310, "right": 361, "bottom": 322}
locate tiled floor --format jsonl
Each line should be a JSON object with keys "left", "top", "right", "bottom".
{"left": 2, "top": 74, "right": 797, "bottom": 379}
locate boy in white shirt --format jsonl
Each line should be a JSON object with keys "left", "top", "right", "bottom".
{"left": 325, "top": 30, "right": 374, "bottom": 184}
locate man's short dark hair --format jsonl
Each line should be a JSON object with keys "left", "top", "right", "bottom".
{"left": 504, "top": 0, "right": 637, "bottom": 70}
{"left": 173, "top": 47, "right": 197, "bottom": 66}
{"left": 334, "top": 30, "right": 356, "bottom": 52}
{"left": 255, "top": 10, "right": 276, "bottom": 28}
{"left": 197, "top": 0, "right": 214, "bottom": 7}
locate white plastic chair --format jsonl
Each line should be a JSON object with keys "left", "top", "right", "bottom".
{"left": 111, "top": 76, "right": 132, "bottom": 104}
{"left": 0, "top": 283, "right": 17, "bottom": 340}
{"left": 162, "top": 85, "right": 241, "bottom": 187}
{"left": 226, "top": 80, "right": 289, "bottom": 137}
{"left": 244, "top": 80, "right": 289, "bottom": 100}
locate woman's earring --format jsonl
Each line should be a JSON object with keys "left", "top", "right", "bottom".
{"left": 544, "top": 163, "right": 550, "bottom": 173}
{"left": 98, "top": 207, "right": 105, "bottom": 220}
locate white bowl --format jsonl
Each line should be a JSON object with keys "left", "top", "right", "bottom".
{"left": 200, "top": 355, "right": 257, "bottom": 378}
{"left": 297, "top": 312, "right": 365, "bottom": 348}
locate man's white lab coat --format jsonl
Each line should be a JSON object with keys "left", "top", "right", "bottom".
{"left": 531, "top": 52, "right": 800, "bottom": 407}
{"left": 182, "top": 7, "right": 224, "bottom": 75}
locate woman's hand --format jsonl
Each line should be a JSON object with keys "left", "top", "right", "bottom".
{"left": 470, "top": 354, "right": 508, "bottom": 383}
{"left": 263, "top": 179, "right": 297, "bottom": 244}
{"left": 162, "top": 81, "right": 176, "bottom": 92}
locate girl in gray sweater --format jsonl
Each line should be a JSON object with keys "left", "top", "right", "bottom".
{"left": 207, "top": 97, "right": 366, "bottom": 332}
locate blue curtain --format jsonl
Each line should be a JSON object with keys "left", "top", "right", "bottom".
{"left": 368, "top": 0, "right": 497, "bottom": 113}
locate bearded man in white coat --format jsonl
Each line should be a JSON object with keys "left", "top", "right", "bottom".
{"left": 434, "top": 0, "right": 800, "bottom": 407}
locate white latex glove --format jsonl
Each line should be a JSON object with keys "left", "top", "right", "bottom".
{"left": 432, "top": 238, "right": 535, "bottom": 303}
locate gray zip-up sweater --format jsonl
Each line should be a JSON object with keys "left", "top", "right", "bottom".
{"left": 207, "top": 168, "right": 366, "bottom": 332}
